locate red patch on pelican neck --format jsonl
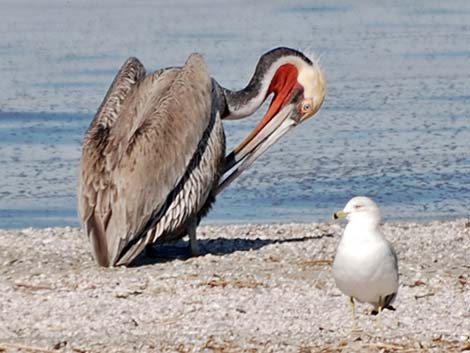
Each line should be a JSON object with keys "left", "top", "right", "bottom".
{"left": 232, "top": 64, "right": 300, "bottom": 154}
{"left": 267, "top": 64, "right": 299, "bottom": 98}
{"left": 263, "top": 64, "right": 301, "bottom": 121}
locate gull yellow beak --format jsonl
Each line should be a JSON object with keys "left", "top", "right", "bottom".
{"left": 333, "top": 210, "right": 347, "bottom": 220}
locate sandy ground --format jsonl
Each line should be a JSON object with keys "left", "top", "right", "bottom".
{"left": 0, "top": 220, "right": 469, "bottom": 352}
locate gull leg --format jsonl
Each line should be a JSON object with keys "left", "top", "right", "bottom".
{"left": 349, "top": 297, "right": 358, "bottom": 331}
{"left": 188, "top": 217, "right": 199, "bottom": 257}
{"left": 373, "top": 297, "right": 384, "bottom": 330}
{"left": 375, "top": 305, "right": 383, "bottom": 330}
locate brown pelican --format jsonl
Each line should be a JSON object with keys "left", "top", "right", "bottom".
{"left": 78, "top": 47, "right": 326, "bottom": 267}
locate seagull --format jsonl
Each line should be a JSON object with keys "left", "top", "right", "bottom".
{"left": 332, "top": 196, "right": 399, "bottom": 328}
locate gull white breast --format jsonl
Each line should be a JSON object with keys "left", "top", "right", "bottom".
{"left": 332, "top": 196, "right": 399, "bottom": 324}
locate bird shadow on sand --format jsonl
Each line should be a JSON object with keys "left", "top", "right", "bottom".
{"left": 131, "top": 231, "right": 334, "bottom": 267}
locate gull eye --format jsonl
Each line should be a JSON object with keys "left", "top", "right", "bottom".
{"left": 354, "top": 204, "right": 363, "bottom": 209}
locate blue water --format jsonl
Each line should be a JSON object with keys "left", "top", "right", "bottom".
{"left": 0, "top": 1, "right": 470, "bottom": 228}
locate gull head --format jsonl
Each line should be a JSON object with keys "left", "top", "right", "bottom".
{"left": 333, "top": 196, "right": 382, "bottom": 226}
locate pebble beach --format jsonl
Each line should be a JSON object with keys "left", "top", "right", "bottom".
{"left": 1, "top": 220, "right": 469, "bottom": 352}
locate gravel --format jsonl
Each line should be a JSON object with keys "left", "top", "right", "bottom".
{"left": 0, "top": 220, "right": 469, "bottom": 352}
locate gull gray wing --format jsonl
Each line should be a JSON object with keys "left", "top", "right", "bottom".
{"left": 384, "top": 239, "right": 399, "bottom": 308}
{"left": 79, "top": 53, "right": 214, "bottom": 266}
{"left": 389, "top": 241, "right": 399, "bottom": 281}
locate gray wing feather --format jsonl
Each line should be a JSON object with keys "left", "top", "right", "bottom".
{"left": 78, "top": 57, "right": 146, "bottom": 267}
{"left": 385, "top": 240, "right": 399, "bottom": 308}
{"left": 79, "top": 53, "right": 213, "bottom": 266}
{"left": 389, "top": 241, "right": 399, "bottom": 280}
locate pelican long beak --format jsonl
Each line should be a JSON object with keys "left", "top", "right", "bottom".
{"left": 216, "top": 59, "right": 325, "bottom": 195}
{"left": 333, "top": 210, "right": 347, "bottom": 220}
{"left": 217, "top": 102, "right": 297, "bottom": 195}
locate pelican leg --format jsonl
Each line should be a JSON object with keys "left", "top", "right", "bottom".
{"left": 144, "top": 228, "right": 159, "bottom": 258}
{"left": 144, "top": 244, "right": 159, "bottom": 257}
{"left": 188, "top": 217, "right": 199, "bottom": 257}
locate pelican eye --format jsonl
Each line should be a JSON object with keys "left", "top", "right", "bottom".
{"left": 300, "top": 98, "right": 315, "bottom": 117}
{"left": 302, "top": 103, "right": 311, "bottom": 112}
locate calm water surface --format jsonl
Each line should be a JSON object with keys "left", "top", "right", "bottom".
{"left": 0, "top": 1, "right": 469, "bottom": 228}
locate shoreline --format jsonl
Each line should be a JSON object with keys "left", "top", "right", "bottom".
{"left": 1, "top": 220, "right": 469, "bottom": 352}
{"left": 4, "top": 215, "right": 470, "bottom": 231}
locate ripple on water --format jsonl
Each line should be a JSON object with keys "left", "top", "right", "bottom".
{"left": 1, "top": 1, "right": 470, "bottom": 228}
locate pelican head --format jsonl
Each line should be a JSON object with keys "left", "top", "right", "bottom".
{"left": 218, "top": 47, "right": 326, "bottom": 192}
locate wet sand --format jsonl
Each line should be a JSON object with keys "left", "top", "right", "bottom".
{"left": 1, "top": 220, "right": 469, "bottom": 352}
